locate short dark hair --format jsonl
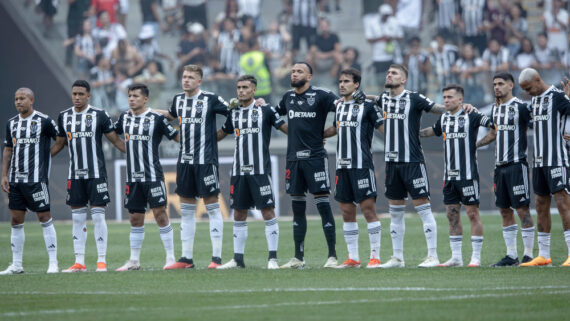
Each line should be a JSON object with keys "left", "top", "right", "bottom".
{"left": 343, "top": 47, "right": 359, "bottom": 61}
{"left": 389, "top": 64, "right": 408, "bottom": 78}
{"left": 72, "top": 80, "right": 91, "bottom": 93}
{"left": 237, "top": 74, "right": 257, "bottom": 86}
{"left": 442, "top": 84, "right": 464, "bottom": 97}
{"left": 294, "top": 61, "right": 313, "bottom": 74}
{"left": 128, "top": 83, "right": 150, "bottom": 97}
{"left": 409, "top": 36, "right": 421, "bottom": 44}
{"left": 493, "top": 72, "right": 514, "bottom": 83}
{"left": 339, "top": 68, "right": 361, "bottom": 87}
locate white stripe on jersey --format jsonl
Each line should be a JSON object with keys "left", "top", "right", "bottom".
{"left": 258, "top": 109, "right": 264, "bottom": 175}
{"left": 238, "top": 110, "right": 245, "bottom": 175}
{"left": 33, "top": 120, "right": 40, "bottom": 182}
{"left": 148, "top": 116, "right": 156, "bottom": 181}
{"left": 464, "top": 116, "right": 472, "bottom": 180}
{"left": 403, "top": 98, "right": 411, "bottom": 162}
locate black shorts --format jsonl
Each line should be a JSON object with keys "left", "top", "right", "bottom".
{"left": 384, "top": 162, "right": 430, "bottom": 200}
{"left": 292, "top": 25, "right": 316, "bottom": 51}
{"left": 494, "top": 162, "right": 530, "bottom": 208}
{"left": 443, "top": 179, "right": 480, "bottom": 205}
{"left": 533, "top": 166, "right": 570, "bottom": 196}
{"left": 230, "top": 175, "right": 275, "bottom": 210}
{"left": 125, "top": 181, "right": 168, "bottom": 213}
{"left": 334, "top": 168, "right": 377, "bottom": 203}
{"left": 175, "top": 163, "right": 220, "bottom": 199}
{"left": 66, "top": 178, "right": 110, "bottom": 207}
{"left": 9, "top": 182, "right": 50, "bottom": 212}
{"left": 286, "top": 158, "right": 331, "bottom": 195}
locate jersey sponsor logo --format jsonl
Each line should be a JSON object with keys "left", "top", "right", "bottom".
{"left": 76, "top": 169, "right": 89, "bottom": 176}
{"left": 15, "top": 172, "right": 28, "bottom": 180}
{"left": 204, "top": 174, "right": 216, "bottom": 186}
{"left": 180, "top": 117, "right": 204, "bottom": 124}
{"left": 260, "top": 185, "right": 272, "bottom": 196}
{"left": 132, "top": 172, "right": 145, "bottom": 179}
{"left": 387, "top": 151, "right": 398, "bottom": 160}
{"left": 337, "top": 120, "right": 360, "bottom": 127}
{"left": 97, "top": 183, "right": 108, "bottom": 193}
{"left": 357, "top": 178, "right": 370, "bottom": 189}
{"left": 67, "top": 131, "right": 94, "bottom": 140}
{"left": 385, "top": 112, "right": 406, "bottom": 120}
{"left": 314, "top": 171, "right": 327, "bottom": 182}
{"left": 288, "top": 110, "right": 316, "bottom": 119}
{"left": 462, "top": 185, "right": 475, "bottom": 196}
{"left": 296, "top": 150, "right": 311, "bottom": 158}
{"left": 151, "top": 186, "right": 164, "bottom": 197}
{"left": 237, "top": 128, "right": 260, "bottom": 136}
{"left": 447, "top": 169, "right": 460, "bottom": 177}
{"left": 14, "top": 137, "right": 40, "bottom": 145}
{"left": 534, "top": 115, "right": 550, "bottom": 121}
{"left": 497, "top": 124, "right": 516, "bottom": 131}
{"left": 338, "top": 159, "right": 351, "bottom": 166}
{"left": 241, "top": 165, "right": 254, "bottom": 173}
{"left": 513, "top": 185, "right": 526, "bottom": 195}
{"left": 445, "top": 132, "right": 467, "bottom": 139}
{"left": 128, "top": 134, "right": 151, "bottom": 141}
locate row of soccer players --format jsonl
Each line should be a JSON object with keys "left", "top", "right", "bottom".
{"left": 2, "top": 62, "right": 570, "bottom": 275}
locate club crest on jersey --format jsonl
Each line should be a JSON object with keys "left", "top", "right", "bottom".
{"left": 307, "top": 97, "right": 315, "bottom": 106}
{"left": 508, "top": 108, "right": 515, "bottom": 120}
{"left": 352, "top": 107, "right": 359, "bottom": 116}
{"left": 457, "top": 117, "right": 465, "bottom": 128}
{"left": 143, "top": 119, "right": 150, "bottom": 130}
{"left": 399, "top": 100, "right": 406, "bottom": 108}
{"left": 251, "top": 110, "right": 259, "bottom": 122}
{"left": 195, "top": 100, "right": 204, "bottom": 112}
{"left": 29, "top": 121, "right": 38, "bottom": 134}
{"left": 85, "top": 116, "right": 93, "bottom": 127}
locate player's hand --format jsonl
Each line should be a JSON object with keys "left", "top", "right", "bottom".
{"left": 564, "top": 132, "right": 570, "bottom": 142}
{"left": 254, "top": 98, "right": 266, "bottom": 106}
{"left": 462, "top": 103, "right": 478, "bottom": 114}
{"left": 560, "top": 77, "right": 570, "bottom": 97}
{"left": 352, "top": 89, "right": 366, "bottom": 104}
{"left": 228, "top": 98, "right": 240, "bottom": 110}
{"left": 1, "top": 176, "right": 9, "bottom": 193}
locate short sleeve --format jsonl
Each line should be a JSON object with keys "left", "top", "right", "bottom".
{"left": 4, "top": 122, "right": 13, "bottom": 148}
{"left": 159, "top": 115, "right": 178, "bottom": 140}
{"left": 555, "top": 92, "right": 570, "bottom": 116}
{"left": 100, "top": 111, "right": 114, "bottom": 134}
{"left": 323, "top": 90, "right": 339, "bottom": 112}
{"left": 433, "top": 117, "right": 443, "bottom": 137}
{"left": 221, "top": 113, "right": 234, "bottom": 134}
{"left": 168, "top": 96, "right": 178, "bottom": 118}
{"left": 213, "top": 95, "right": 230, "bottom": 116}
{"left": 415, "top": 93, "right": 435, "bottom": 112}
{"left": 520, "top": 103, "right": 532, "bottom": 129}
{"left": 44, "top": 117, "right": 58, "bottom": 139}
{"left": 114, "top": 113, "right": 124, "bottom": 135}
{"left": 276, "top": 94, "right": 287, "bottom": 115}
{"left": 57, "top": 113, "right": 66, "bottom": 137}
{"left": 269, "top": 106, "right": 285, "bottom": 129}
{"left": 369, "top": 103, "right": 384, "bottom": 128}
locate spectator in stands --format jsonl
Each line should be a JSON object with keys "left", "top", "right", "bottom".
{"left": 134, "top": 61, "right": 167, "bottom": 109}
{"left": 457, "top": 0, "right": 488, "bottom": 55}
{"left": 114, "top": 68, "right": 132, "bottom": 112}
{"left": 306, "top": 18, "right": 341, "bottom": 77}
{"left": 238, "top": 0, "right": 262, "bottom": 31}
{"left": 330, "top": 47, "right": 361, "bottom": 79}
{"left": 236, "top": 22, "right": 259, "bottom": 53}
{"left": 260, "top": 21, "right": 290, "bottom": 70}
{"left": 36, "top": 0, "right": 58, "bottom": 37}
{"left": 111, "top": 39, "right": 145, "bottom": 78}
{"left": 135, "top": 25, "right": 175, "bottom": 69}
{"left": 162, "top": 0, "right": 182, "bottom": 35}
{"left": 363, "top": 4, "right": 403, "bottom": 84}
{"left": 437, "top": 0, "right": 459, "bottom": 41}
{"left": 453, "top": 43, "right": 484, "bottom": 105}
{"left": 214, "top": 18, "right": 241, "bottom": 76}
{"left": 90, "top": 53, "right": 115, "bottom": 109}
{"left": 176, "top": 22, "right": 208, "bottom": 79}
{"left": 542, "top": 0, "right": 569, "bottom": 54}
{"left": 287, "top": 0, "right": 319, "bottom": 58}
{"left": 274, "top": 50, "right": 294, "bottom": 89}
{"left": 89, "top": 0, "right": 120, "bottom": 26}
{"left": 92, "top": 10, "right": 127, "bottom": 59}
{"left": 403, "top": 37, "right": 431, "bottom": 94}
{"left": 513, "top": 37, "right": 537, "bottom": 71}
{"left": 429, "top": 34, "right": 458, "bottom": 87}
{"left": 64, "top": 0, "right": 90, "bottom": 69}
{"left": 505, "top": 4, "right": 528, "bottom": 58}
{"left": 394, "top": 0, "right": 422, "bottom": 42}
{"left": 140, "top": 0, "right": 165, "bottom": 34}
{"left": 486, "top": 0, "right": 512, "bottom": 45}
{"left": 183, "top": 0, "right": 208, "bottom": 33}
{"left": 214, "top": 0, "right": 240, "bottom": 30}
{"left": 535, "top": 33, "right": 557, "bottom": 71}
{"left": 482, "top": 38, "right": 510, "bottom": 73}
{"left": 74, "top": 19, "right": 98, "bottom": 79}
{"left": 117, "top": 0, "right": 128, "bottom": 26}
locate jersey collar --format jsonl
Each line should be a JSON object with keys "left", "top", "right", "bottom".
{"left": 18, "top": 110, "right": 36, "bottom": 121}
{"left": 186, "top": 90, "right": 202, "bottom": 100}
{"left": 73, "top": 104, "right": 92, "bottom": 115}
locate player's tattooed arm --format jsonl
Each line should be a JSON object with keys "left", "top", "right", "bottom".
{"left": 476, "top": 128, "right": 496, "bottom": 148}
{"left": 446, "top": 205, "right": 463, "bottom": 235}
{"left": 419, "top": 127, "right": 435, "bottom": 137}
{"left": 278, "top": 123, "right": 288, "bottom": 134}
{"left": 50, "top": 136, "right": 67, "bottom": 157}
{"left": 429, "top": 104, "right": 446, "bottom": 114}
{"left": 323, "top": 125, "right": 337, "bottom": 138}
{"left": 105, "top": 131, "right": 126, "bottom": 153}
{"left": 155, "top": 109, "right": 175, "bottom": 121}
{"left": 1, "top": 147, "right": 12, "bottom": 193}
{"left": 216, "top": 128, "right": 228, "bottom": 141}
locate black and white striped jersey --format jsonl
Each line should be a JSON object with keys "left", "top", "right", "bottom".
{"left": 168, "top": 90, "right": 229, "bottom": 166}
{"left": 460, "top": 0, "right": 486, "bottom": 36}
{"left": 531, "top": 86, "right": 570, "bottom": 168}
{"left": 334, "top": 99, "right": 383, "bottom": 170}
{"left": 4, "top": 111, "right": 58, "bottom": 183}
{"left": 492, "top": 97, "right": 532, "bottom": 165}
{"left": 57, "top": 105, "right": 114, "bottom": 179}
{"left": 377, "top": 90, "right": 435, "bottom": 163}
{"left": 290, "top": 0, "right": 318, "bottom": 28}
{"left": 433, "top": 110, "right": 493, "bottom": 180}
{"left": 222, "top": 102, "right": 285, "bottom": 176}
{"left": 114, "top": 109, "right": 178, "bottom": 182}
{"left": 482, "top": 47, "right": 510, "bottom": 72}
{"left": 276, "top": 86, "right": 338, "bottom": 161}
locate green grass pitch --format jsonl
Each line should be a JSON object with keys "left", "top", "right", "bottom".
{"left": 0, "top": 214, "right": 569, "bottom": 321}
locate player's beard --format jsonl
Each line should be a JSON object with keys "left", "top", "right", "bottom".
{"left": 384, "top": 83, "right": 399, "bottom": 89}
{"left": 291, "top": 78, "right": 307, "bottom": 88}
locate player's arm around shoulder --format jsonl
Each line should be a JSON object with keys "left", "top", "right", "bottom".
{"left": 104, "top": 111, "right": 126, "bottom": 153}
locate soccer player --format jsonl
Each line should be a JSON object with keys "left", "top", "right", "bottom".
{"left": 420, "top": 84, "right": 494, "bottom": 267}
{"left": 51, "top": 80, "right": 126, "bottom": 272}
{"left": 476, "top": 73, "right": 535, "bottom": 266}
{"left": 518, "top": 68, "right": 570, "bottom": 267}
{"left": 367, "top": 64, "right": 475, "bottom": 268}
{"left": 276, "top": 62, "right": 339, "bottom": 269}
{"left": 216, "top": 75, "right": 288, "bottom": 269}
{"left": 0, "top": 88, "right": 58, "bottom": 275}
{"left": 322, "top": 68, "right": 384, "bottom": 268}
{"left": 160, "top": 65, "right": 230, "bottom": 269}
{"left": 114, "top": 84, "right": 180, "bottom": 271}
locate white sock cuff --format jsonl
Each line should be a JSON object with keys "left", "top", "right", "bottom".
{"left": 367, "top": 221, "right": 381, "bottom": 233}
{"left": 159, "top": 224, "right": 173, "bottom": 234}
{"left": 521, "top": 226, "right": 535, "bottom": 232}
{"left": 503, "top": 224, "right": 518, "bottom": 232}
{"left": 181, "top": 202, "right": 196, "bottom": 212}
{"left": 450, "top": 235, "right": 463, "bottom": 241}
{"left": 314, "top": 196, "right": 329, "bottom": 205}
{"left": 564, "top": 230, "right": 570, "bottom": 237}
{"left": 72, "top": 207, "right": 88, "bottom": 215}
{"left": 343, "top": 222, "right": 358, "bottom": 231}
{"left": 234, "top": 221, "right": 248, "bottom": 228}
{"left": 415, "top": 203, "right": 431, "bottom": 213}
{"left": 131, "top": 226, "right": 145, "bottom": 233}
{"left": 471, "top": 236, "right": 483, "bottom": 242}
{"left": 91, "top": 207, "right": 105, "bottom": 215}
{"left": 538, "top": 232, "right": 550, "bottom": 237}
{"left": 12, "top": 223, "right": 24, "bottom": 229}
{"left": 205, "top": 203, "right": 220, "bottom": 211}
{"left": 40, "top": 218, "right": 53, "bottom": 228}
{"left": 265, "top": 218, "right": 277, "bottom": 226}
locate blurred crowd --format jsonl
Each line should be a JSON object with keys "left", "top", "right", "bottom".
{"left": 25, "top": 0, "right": 570, "bottom": 114}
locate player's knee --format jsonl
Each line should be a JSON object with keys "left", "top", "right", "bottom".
{"left": 36, "top": 211, "right": 51, "bottom": 223}
{"left": 260, "top": 208, "right": 275, "bottom": 220}
{"left": 499, "top": 207, "right": 514, "bottom": 219}
{"left": 233, "top": 210, "right": 248, "bottom": 221}
{"left": 129, "top": 213, "right": 145, "bottom": 227}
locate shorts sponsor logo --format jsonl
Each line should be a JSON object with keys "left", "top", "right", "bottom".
{"left": 260, "top": 185, "right": 272, "bottom": 196}
{"left": 448, "top": 170, "right": 460, "bottom": 177}
{"left": 512, "top": 185, "right": 526, "bottom": 195}
{"left": 314, "top": 171, "right": 327, "bottom": 182}
{"left": 387, "top": 151, "right": 398, "bottom": 159}
{"left": 462, "top": 185, "right": 475, "bottom": 196}
{"left": 413, "top": 178, "right": 426, "bottom": 189}
{"left": 550, "top": 167, "right": 563, "bottom": 178}
{"left": 358, "top": 178, "right": 370, "bottom": 189}
{"left": 534, "top": 115, "right": 550, "bottom": 121}
{"left": 296, "top": 150, "right": 311, "bottom": 158}
{"left": 97, "top": 183, "right": 108, "bottom": 193}
{"left": 151, "top": 187, "right": 164, "bottom": 197}
{"left": 204, "top": 174, "right": 216, "bottom": 186}
{"left": 32, "top": 191, "right": 46, "bottom": 202}
{"left": 338, "top": 159, "right": 351, "bottom": 166}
